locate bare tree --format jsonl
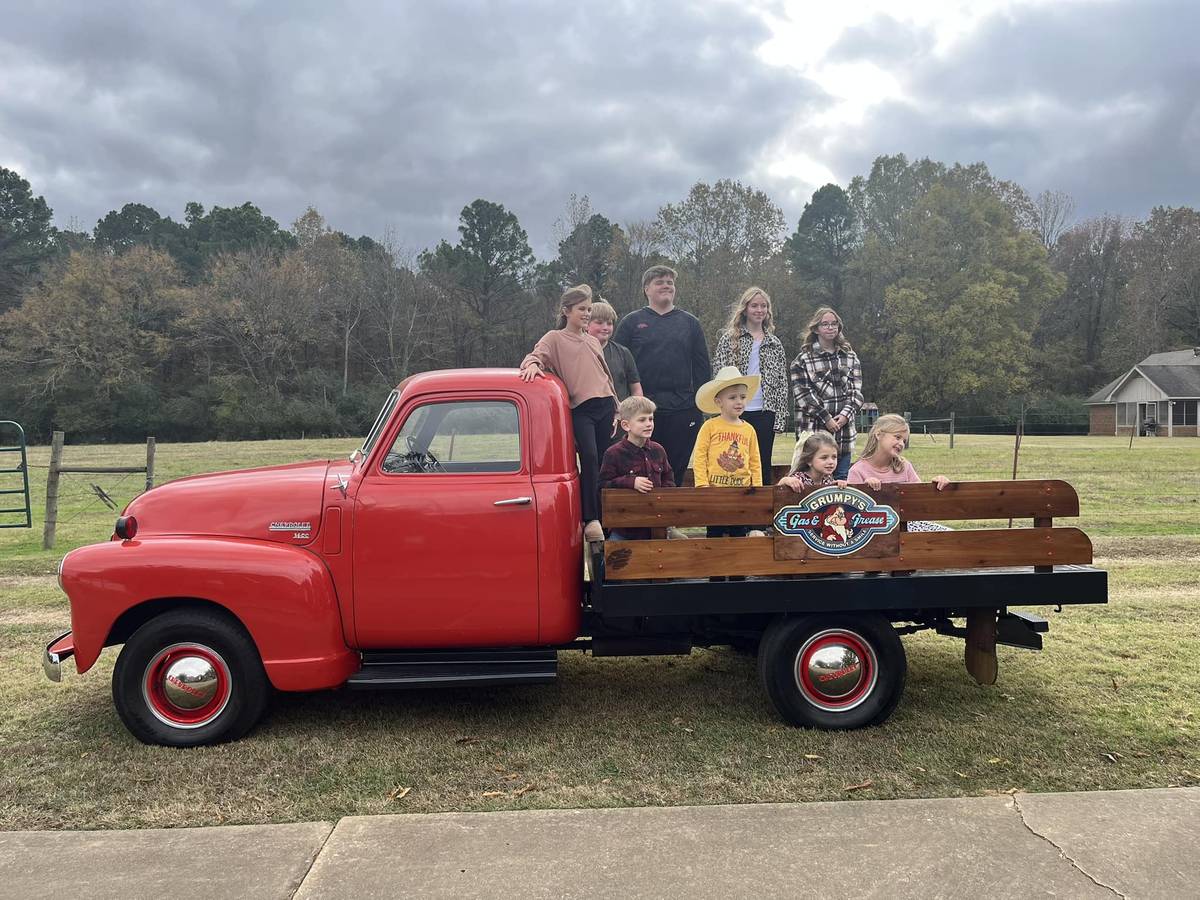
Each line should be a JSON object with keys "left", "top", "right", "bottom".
{"left": 605, "top": 219, "right": 663, "bottom": 313}
{"left": 1032, "top": 190, "right": 1076, "bottom": 252}
{"left": 1038, "top": 215, "right": 1127, "bottom": 390}
{"left": 358, "top": 236, "right": 436, "bottom": 383}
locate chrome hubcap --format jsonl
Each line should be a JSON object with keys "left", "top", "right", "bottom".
{"left": 794, "top": 629, "right": 878, "bottom": 712}
{"left": 143, "top": 642, "right": 232, "bottom": 729}
{"left": 162, "top": 656, "right": 220, "bottom": 710}
{"left": 806, "top": 645, "right": 865, "bottom": 698}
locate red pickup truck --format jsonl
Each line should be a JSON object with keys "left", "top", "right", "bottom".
{"left": 44, "top": 369, "right": 1107, "bottom": 746}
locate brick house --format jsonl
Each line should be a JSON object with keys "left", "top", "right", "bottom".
{"left": 1085, "top": 348, "right": 1200, "bottom": 437}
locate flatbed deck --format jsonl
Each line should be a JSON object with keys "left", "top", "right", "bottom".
{"left": 589, "top": 563, "right": 1107, "bottom": 618}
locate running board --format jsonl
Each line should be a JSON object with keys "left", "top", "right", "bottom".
{"left": 346, "top": 648, "right": 558, "bottom": 689}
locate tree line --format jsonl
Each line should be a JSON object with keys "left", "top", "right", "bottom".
{"left": 1, "top": 157, "right": 1197, "bottom": 442}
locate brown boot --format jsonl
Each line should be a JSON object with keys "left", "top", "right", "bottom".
{"left": 584, "top": 520, "right": 605, "bottom": 542}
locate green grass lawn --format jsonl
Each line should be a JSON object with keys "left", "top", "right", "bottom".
{"left": 0, "top": 433, "right": 1197, "bottom": 828}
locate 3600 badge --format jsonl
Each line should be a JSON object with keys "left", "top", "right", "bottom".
{"left": 773, "top": 486, "right": 899, "bottom": 557}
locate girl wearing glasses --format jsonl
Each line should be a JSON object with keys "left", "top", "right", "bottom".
{"left": 788, "top": 307, "right": 863, "bottom": 480}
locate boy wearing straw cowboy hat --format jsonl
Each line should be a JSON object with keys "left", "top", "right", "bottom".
{"left": 691, "top": 366, "right": 765, "bottom": 540}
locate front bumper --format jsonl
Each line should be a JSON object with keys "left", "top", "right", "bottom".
{"left": 43, "top": 631, "right": 75, "bottom": 682}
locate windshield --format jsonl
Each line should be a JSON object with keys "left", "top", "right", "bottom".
{"left": 359, "top": 390, "right": 399, "bottom": 458}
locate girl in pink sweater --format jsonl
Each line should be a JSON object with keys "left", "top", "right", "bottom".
{"left": 848, "top": 415, "right": 952, "bottom": 533}
{"left": 520, "top": 284, "right": 617, "bottom": 542}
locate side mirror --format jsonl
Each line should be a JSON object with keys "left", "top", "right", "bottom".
{"left": 349, "top": 448, "right": 363, "bottom": 464}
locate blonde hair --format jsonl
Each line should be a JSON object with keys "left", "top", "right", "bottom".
{"left": 589, "top": 299, "right": 617, "bottom": 325}
{"left": 804, "top": 306, "right": 852, "bottom": 351}
{"left": 556, "top": 284, "right": 593, "bottom": 328}
{"left": 618, "top": 395, "right": 656, "bottom": 422}
{"left": 789, "top": 431, "right": 839, "bottom": 475}
{"left": 859, "top": 414, "right": 909, "bottom": 474}
{"left": 723, "top": 287, "right": 774, "bottom": 351}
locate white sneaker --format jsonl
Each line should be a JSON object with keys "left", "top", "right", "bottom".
{"left": 666, "top": 527, "right": 690, "bottom": 540}
{"left": 747, "top": 529, "right": 767, "bottom": 538}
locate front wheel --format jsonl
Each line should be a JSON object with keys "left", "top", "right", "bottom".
{"left": 113, "top": 608, "right": 270, "bottom": 747}
{"left": 758, "top": 614, "right": 906, "bottom": 729}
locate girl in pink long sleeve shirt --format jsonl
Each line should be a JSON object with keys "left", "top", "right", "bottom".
{"left": 847, "top": 414, "right": 951, "bottom": 533}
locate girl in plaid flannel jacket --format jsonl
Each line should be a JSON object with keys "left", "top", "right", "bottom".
{"left": 788, "top": 306, "right": 863, "bottom": 480}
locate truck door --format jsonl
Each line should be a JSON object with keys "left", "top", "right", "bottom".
{"left": 353, "top": 394, "right": 539, "bottom": 648}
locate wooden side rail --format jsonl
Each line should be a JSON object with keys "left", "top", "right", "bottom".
{"left": 604, "top": 485, "right": 775, "bottom": 528}
{"left": 603, "top": 528, "right": 1093, "bottom": 580}
{"left": 603, "top": 480, "right": 1080, "bottom": 529}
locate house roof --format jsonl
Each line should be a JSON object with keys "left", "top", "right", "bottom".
{"left": 1138, "top": 365, "right": 1200, "bottom": 398}
{"left": 1140, "top": 348, "right": 1200, "bottom": 367}
{"left": 1085, "top": 347, "right": 1200, "bottom": 404}
{"left": 1086, "top": 374, "right": 1127, "bottom": 404}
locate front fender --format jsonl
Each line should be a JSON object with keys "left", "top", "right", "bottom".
{"left": 60, "top": 537, "right": 359, "bottom": 691}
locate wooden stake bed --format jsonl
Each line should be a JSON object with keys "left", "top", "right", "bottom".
{"left": 601, "top": 479, "right": 1090, "bottom": 579}
{"left": 596, "top": 478, "right": 1106, "bottom": 689}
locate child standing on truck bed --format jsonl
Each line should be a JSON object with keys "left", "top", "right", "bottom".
{"left": 692, "top": 366, "right": 764, "bottom": 539}
{"left": 599, "top": 395, "right": 674, "bottom": 540}
{"left": 587, "top": 300, "right": 642, "bottom": 404}
{"left": 520, "top": 284, "right": 617, "bottom": 543}
{"left": 779, "top": 431, "right": 847, "bottom": 492}
{"left": 848, "top": 413, "right": 952, "bottom": 532}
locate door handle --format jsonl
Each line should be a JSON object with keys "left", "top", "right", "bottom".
{"left": 493, "top": 496, "right": 532, "bottom": 506}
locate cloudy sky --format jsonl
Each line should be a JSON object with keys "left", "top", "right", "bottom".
{"left": 2, "top": 0, "right": 1196, "bottom": 256}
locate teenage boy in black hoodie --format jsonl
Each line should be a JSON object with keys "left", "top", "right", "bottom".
{"left": 614, "top": 265, "right": 711, "bottom": 486}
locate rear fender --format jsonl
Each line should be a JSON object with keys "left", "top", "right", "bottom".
{"left": 59, "top": 537, "right": 359, "bottom": 691}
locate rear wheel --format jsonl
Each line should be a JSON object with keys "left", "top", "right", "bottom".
{"left": 758, "top": 614, "right": 906, "bottom": 729}
{"left": 113, "top": 608, "right": 270, "bottom": 747}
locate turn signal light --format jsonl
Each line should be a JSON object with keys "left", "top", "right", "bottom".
{"left": 115, "top": 516, "right": 138, "bottom": 540}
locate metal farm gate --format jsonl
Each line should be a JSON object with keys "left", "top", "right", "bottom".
{"left": 0, "top": 421, "right": 32, "bottom": 528}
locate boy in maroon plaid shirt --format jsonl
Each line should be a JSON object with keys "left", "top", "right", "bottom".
{"left": 599, "top": 396, "right": 674, "bottom": 540}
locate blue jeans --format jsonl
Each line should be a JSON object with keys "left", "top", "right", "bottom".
{"left": 835, "top": 450, "right": 852, "bottom": 481}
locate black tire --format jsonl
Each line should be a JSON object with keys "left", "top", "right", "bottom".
{"left": 757, "top": 614, "right": 906, "bottom": 730}
{"left": 112, "top": 608, "right": 270, "bottom": 747}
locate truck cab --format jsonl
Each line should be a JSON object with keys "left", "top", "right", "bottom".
{"left": 49, "top": 370, "right": 587, "bottom": 746}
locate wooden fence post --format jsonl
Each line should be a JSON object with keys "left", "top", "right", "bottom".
{"left": 949, "top": 411, "right": 955, "bottom": 449}
{"left": 145, "top": 437, "right": 156, "bottom": 492}
{"left": 42, "top": 431, "right": 64, "bottom": 550}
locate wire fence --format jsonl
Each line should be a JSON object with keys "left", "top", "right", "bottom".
{"left": 903, "top": 413, "right": 1090, "bottom": 436}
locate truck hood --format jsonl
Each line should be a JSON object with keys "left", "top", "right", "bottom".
{"left": 123, "top": 460, "right": 332, "bottom": 545}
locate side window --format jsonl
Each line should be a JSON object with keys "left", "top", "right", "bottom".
{"left": 382, "top": 400, "right": 522, "bottom": 474}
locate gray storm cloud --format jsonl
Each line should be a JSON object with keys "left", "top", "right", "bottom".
{"left": 1, "top": 0, "right": 1195, "bottom": 251}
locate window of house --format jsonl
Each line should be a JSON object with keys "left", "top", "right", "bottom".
{"left": 382, "top": 400, "right": 521, "bottom": 474}
{"left": 1173, "top": 400, "right": 1198, "bottom": 426}
{"left": 1116, "top": 402, "right": 1135, "bottom": 426}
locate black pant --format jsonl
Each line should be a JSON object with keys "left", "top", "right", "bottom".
{"left": 654, "top": 407, "right": 702, "bottom": 487}
{"left": 572, "top": 396, "right": 616, "bottom": 522}
{"left": 742, "top": 409, "right": 777, "bottom": 478}
{"left": 707, "top": 524, "right": 750, "bottom": 538}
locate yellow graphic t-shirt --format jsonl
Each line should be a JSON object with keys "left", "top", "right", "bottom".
{"left": 692, "top": 418, "right": 762, "bottom": 487}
